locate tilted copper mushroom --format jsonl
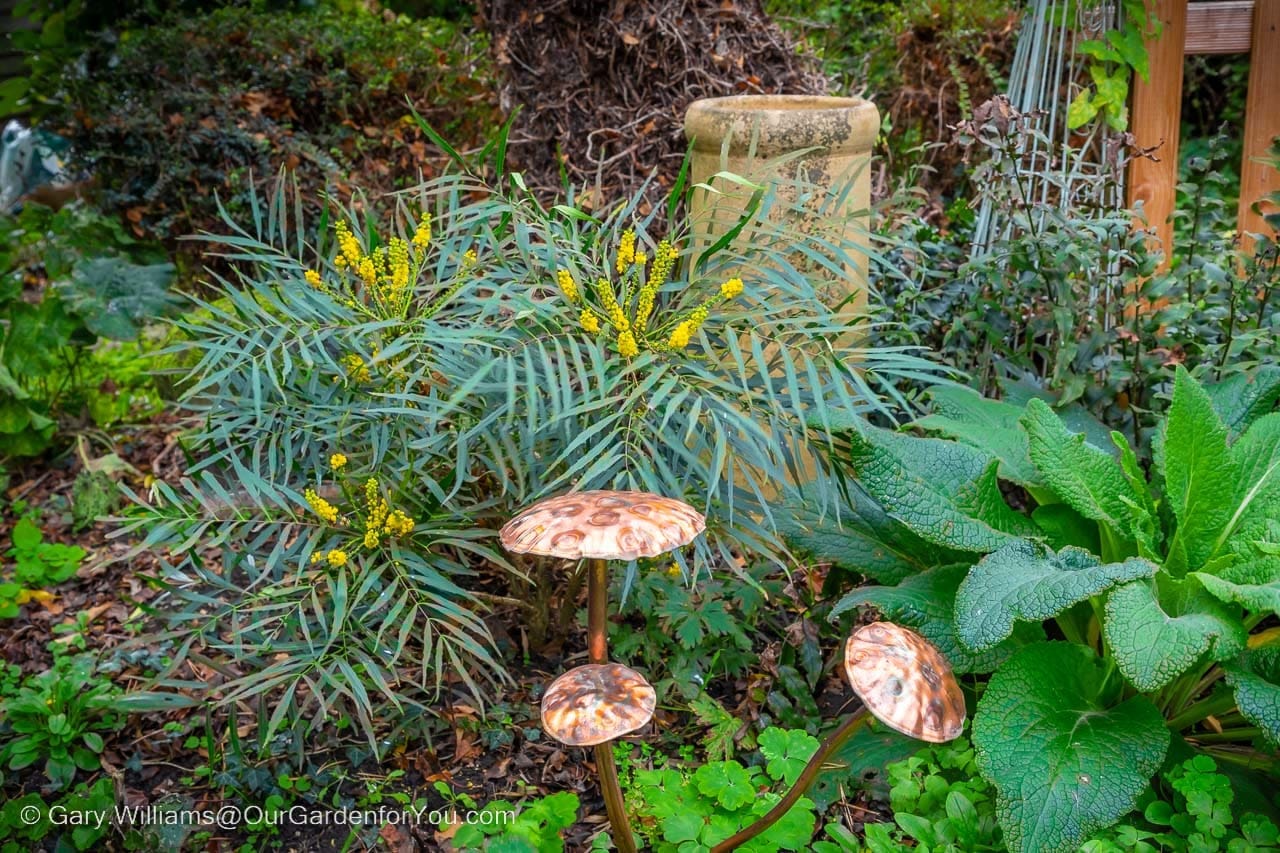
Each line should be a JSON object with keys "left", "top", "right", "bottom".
{"left": 541, "top": 663, "right": 657, "bottom": 746}
{"left": 501, "top": 490, "right": 706, "bottom": 853}
{"left": 711, "top": 622, "right": 965, "bottom": 852}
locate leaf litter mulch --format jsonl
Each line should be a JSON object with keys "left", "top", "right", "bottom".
{"left": 0, "top": 413, "right": 890, "bottom": 851}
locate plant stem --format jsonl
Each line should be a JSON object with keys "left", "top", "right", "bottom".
{"left": 585, "top": 557, "right": 637, "bottom": 853}
{"left": 710, "top": 709, "right": 871, "bottom": 853}
{"left": 1167, "top": 690, "right": 1238, "bottom": 732}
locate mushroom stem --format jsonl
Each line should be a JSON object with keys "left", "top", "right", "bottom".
{"left": 710, "top": 708, "right": 872, "bottom": 853}
{"left": 584, "top": 557, "right": 638, "bottom": 853}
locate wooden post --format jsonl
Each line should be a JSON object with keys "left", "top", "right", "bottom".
{"left": 1238, "top": 0, "right": 1280, "bottom": 253}
{"left": 1128, "top": 0, "right": 1188, "bottom": 268}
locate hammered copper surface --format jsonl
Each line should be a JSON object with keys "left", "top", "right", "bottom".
{"left": 540, "top": 663, "right": 657, "bottom": 747}
{"left": 843, "top": 621, "right": 965, "bottom": 743}
{"left": 499, "top": 490, "right": 706, "bottom": 560}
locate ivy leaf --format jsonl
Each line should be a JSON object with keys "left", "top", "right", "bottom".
{"left": 1163, "top": 367, "right": 1238, "bottom": 574}
{"left": 757, "top": 727, "right": 819, "bottom": 787}
{"left": 1193, "top": 558, "right": 1280, "bottom": 616}
{"left": 1224, "top": 643, "right": 1280, "bottom": 747}
{"left": 1103, "top": 576, "right": 1246, "bottom": 692}
{"left": 912, "top": 385, "right": 1041, "bottom": 489}
{"left": 837, "top": 420, "right": 1036, "bottom": 553}
{"left": 972, "top": 642, "right": 1171, "bottom": 853}
{"left": 1022, "top": 398, "right": 1139, "bottom": 538}
{"left": 832, "top": 563, "right": 1044, "bottom": 674}
{"left": 955, "top": 540, "right": 1156, "bottom": 652}
{"left": 1067, "top": 89, "right": 1099, "bottom": 129}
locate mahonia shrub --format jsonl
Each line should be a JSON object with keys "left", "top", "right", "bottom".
{"left": 124, "top": 151, "right": 942, "bottom": 749}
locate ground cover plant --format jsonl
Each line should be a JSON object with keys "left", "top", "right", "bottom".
{"left": 789, "top": 365, "right": 1280, "bottom": 851}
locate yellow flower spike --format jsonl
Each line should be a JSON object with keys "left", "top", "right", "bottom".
{"left": 358, "top": 256, "right": 378, "bottom": 288}
{"left": 364, "top": 529, "right": 380, "bottom": 549}
{"left": 720, "top": 277, "right": 744, "bottom": 299}
{"left": 329, "top": 453, "right": 347, "bottom": 471}
{"left": 633, "top": 251, "right": 647, "bottom": 267}
{"left": 556, "top": 268, "right": 579, "bottom": 303}
{"left": 580, "top": 309, "right": 601, "bottom": 334}
{"left": 616, "top": 229, "right": 636, "bottom": 273}
{"left": 335, "top": 220, "right": 363, "bottom": 269}
{"left": 413, "top": 213, "right": 432, "bottom": 250}
{"left": 650, "top": 240, "right": 677, "bottom": 285}
{"left": 667, "top": 320, "right": 695, "bottom": 351}
{"left": 592, "top": 277, "right": 629, "bottom": 332}
{"left": 340, "top": 353, "right": 372, "bottom": 383}
{"left": 303, "top": 488, "right": 340, "bottom": 524}
{"left": 364, "top": 478, "right": 379, "bottom": 508}
{"left": 326, "top": 549, "right": 348, "bottom": 568}
{"left": 666, "top": 562, "right": 681, "bottom": 577}
{"left": 334, "top": 255, "right": 347, "bottom": 269}
{"left": 304, "top": 269, "right": 323, "bottom": 288}
{"left": 635, "top": 282, "right": 658, "bottom": 336}
{"left": 311, "top": 552, "right": 323, "bottom": 564}
{"left": 617, "top": 330, "right": 639, "bottom": 358}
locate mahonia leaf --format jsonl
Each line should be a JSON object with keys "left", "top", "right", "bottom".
{"left": 955, "top": 540, "right": 1156, "bottom": 652}
{"left": 1163, "top": 367, "right": 1239, "bottom": 575}
{"left": 972, "top": 642, "right": 1170, "bottom": 853}
{"left": 840, "top": 421, "right": 1036, "bottom": 553}
{"left": 1224, "top": 643, "right": 1280, "bottom": 747}
{"left": 1103, "top": 576, "right": 1247, "bottom": 692}
{"left": 1022, "top": 398, "right": 1138, "bottom": 537}
{"left": 913, "top": 385, "right": 1042, "bottom": 489}
{"left": 832, "top": 563, "right": 1044, "bottom": 674}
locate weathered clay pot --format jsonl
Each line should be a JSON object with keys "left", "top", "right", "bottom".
{"left": 682, "top": 95, "right": 879, "bottom": 321}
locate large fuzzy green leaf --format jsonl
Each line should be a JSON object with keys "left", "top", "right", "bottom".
{"left": 1194, "top": 557, "right": 1280, "bottom": 617}
{"left": 1204, "top": 366, "right": 1280, "bottom": 438}
{"left": 955, "top": 540, "right": 1156, "bottom": 652}
{"left": 1225, "top": 643, "right": 1280, "bottom": 747}
{"left": 57, "top": 257, "right": 180, "bottom": 341}
{"left": 1218, "top": 413, "right": 1280, "bottom": 559}
{"left": 972, "top": 642, "right": 1170, "bottom": 853}
{"left": 1022, "top": 398, "right": 1138, "bottom": 537}
{"left": 831, "top": 563, "right": 1044, "bottom": 675}
{"left": 913, "top": 385, "right": 1041, "bottom": 488}
{"left": 838, "top": 421, "right": 1036, "bottom": 553}
{"left": 1163, "top": 367, "right": 1239, "bottom": 574}
{"left": 1103, "top": 576, "right": 1246, "bottom": 692}
{"left": 776, "top": 488, "right": 961, "bottom": 586}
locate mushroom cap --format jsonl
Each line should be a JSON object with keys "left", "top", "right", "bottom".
{"left": 500, "top": 490, "right": 706, "bottom": 560}
{"left": 843, "top": 622, "right": 965, "bottom": 743}
{"left": 540, "top": 663, "right": 657, "bottom": 747}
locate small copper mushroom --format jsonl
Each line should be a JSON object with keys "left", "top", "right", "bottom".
{"left": 541, "top": 663, "right": 657, "bottom": 747}
{"left": 712, "top": 622, "right": 965, "bottom": 852}
{"left": 843, "top": 621, "right": 966, "bottom": 743}
{"left": 501, "top": 490, "right": 705, "bottom": 853}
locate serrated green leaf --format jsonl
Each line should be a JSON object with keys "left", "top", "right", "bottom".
{"left": 833, "top": 563, "right": 1044, "bottom": 673}
{"left": 1193, "top": 558, "right": 1280, "bottom": 616}
{"left": 840, "top": 421, "right": 1035, "bottom": 553}
{"left": 973, "top": 642, "right": 1170, "bottom": 853}
{"left": 913, "top": 385, "right": 1041, "bottom": 488}
{"left": 1204, "top": 367, "right": 1280, "bottom": 438}
{"left": 1225, "top": 643, "right": 1280, "bottom": 746}
{"left": 1219, "top": 413, "right": 1280, "bottom": 559}
{"left": 1022, "top": 398, "right": 1138, "bottom": 538}
{"left": 955, "top": 540, "right": 1156, "bottom": 651}
{"left": 1103, "top": 576, "right": 1247, "bottom": 692}
{"left": 1164, "top": 367, "right": 1238, "bottom": 574}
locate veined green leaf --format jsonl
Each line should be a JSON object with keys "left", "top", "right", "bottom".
{"left": 1194, "top": 558, "right": 1280, "bottom": 617}
{"left": 955, "top": 539, "right": 1156, "bottom": 652}
{"left": 1103, "top": 576, "right": 1246, "bottom": 692}
{"left": 912, "top": 385, "right": 1041, "bottom": 489}
{"left": 1225, "top": 642, "right": 1280, "bottom": 747}
{"left": 972, "top": 642, "right": 1170, "bottom": 853}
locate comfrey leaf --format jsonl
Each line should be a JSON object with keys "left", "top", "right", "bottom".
{"left": 1224, "top": 642, "right": 1280, "bottom": 747}
{"left": 955, "top": 539, "right": 1156, "bottom": 652}
{"left": 1204, "top": 366, "right": 1280, "bottom": 438}
{"left": 1193, "top": 558, "right": 1280, "bottom": 617}
{"left": 912, "top": 385, "right": 1042, "bottom": 489}
{"left": 1103, "top": 576, "right": 1246, "bottom": 692}
{"left": 972, "top": 642, "right": 1170, "bottom": 853}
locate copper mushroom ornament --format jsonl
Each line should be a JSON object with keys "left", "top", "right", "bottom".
{"left": 712, "top": 622, "right": 966, "bottom": 852}
{"left": 500, "top": 490, "right": 705, "bottom": 853}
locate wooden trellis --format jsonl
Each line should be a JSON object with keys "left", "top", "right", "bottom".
{"left": 1128, "top": 0, "right": 1279, "bottom": 261}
